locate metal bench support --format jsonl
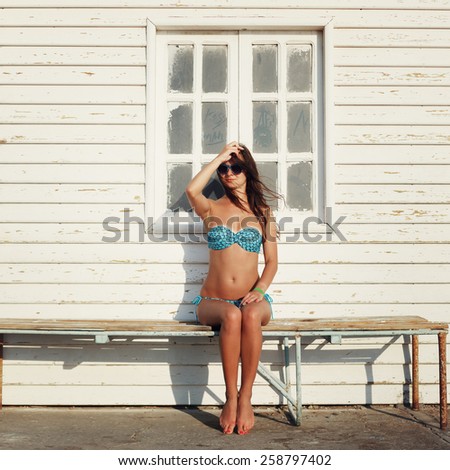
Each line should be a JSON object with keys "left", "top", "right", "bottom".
{"left": 412, "top": 335, "right": 419, "bottom": 410}
{"left": 283, "top": 337, "right": 294, "bottom": 421}
{"left": 295, "top": 335, "right": 302, "bottom": 425}
{"left": 256, "top": 335, "right": 303, "bottom": 426}
{"left": 439, "top": 332, "right": 448, "bottom": 430}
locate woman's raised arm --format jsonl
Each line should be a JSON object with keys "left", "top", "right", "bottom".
{"left": 185, "top": 141, "right": 243, "bottom": 219}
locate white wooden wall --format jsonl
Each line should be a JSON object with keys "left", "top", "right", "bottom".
{"left": 0, "top": 1, "right": 449, "bottom": 406}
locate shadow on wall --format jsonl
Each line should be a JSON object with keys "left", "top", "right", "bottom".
{"left": 167, "top": 234, "right": 219, "bottom": 408}
{"left": 4, "top": 334, "right": 220, "bottom": 407}
{"left": 3, "top": 334, "right": 412, "bottom": 410}
{"left": 300, "top": 335, "right": 413, "bottom": 406}
{"left": 168, "top": 171, "right": 224, "bottom": 212}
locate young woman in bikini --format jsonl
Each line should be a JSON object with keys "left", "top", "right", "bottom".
{"left": 186, "top": 141, "right": 279, "bottom": 435}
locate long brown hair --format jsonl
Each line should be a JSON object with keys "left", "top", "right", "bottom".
{"left": 218, "top": 143, "right": 283, "bottom": 240}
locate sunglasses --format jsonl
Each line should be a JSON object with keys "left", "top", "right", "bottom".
{"left": 217, "top": 163, "right": 243, "bottom": 176}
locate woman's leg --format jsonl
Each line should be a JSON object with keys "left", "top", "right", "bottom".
{"left": 237, "top": 299, "right": 271, "bottom": 435}
{"left": 197, "top": 298, "right": 242, "bottom": 434}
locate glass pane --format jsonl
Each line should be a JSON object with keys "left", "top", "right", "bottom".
{"left": 167, "top": 163, "right": 192, "bottom": 211}
{"left": 258, "top": 162, "right": 278, "bottom": 210}
{"left": 253, "top": 44, "right": 278, "bottom": 93}
{"left": 287, "top": 102, "right": 311, "bottom": 153}
{"left": 168, "top": 44, "right": 194, "bottom": 93}
{"left": 287, "top": 161, "right": 313, "bottom": 211}
{"left": 203, "top": 45, "right": 227, "bottom": 93}
{"left": 167, "top": 103, "right": 192, "bottom": 154}
{"left": 253, "top": 102, "right": 277, "bottom": 153}
{"left": 202, "top": 102, "right": 227, "bottom": 154}
{"left": 287, "top": 45, "right": 312, "bottom": 92}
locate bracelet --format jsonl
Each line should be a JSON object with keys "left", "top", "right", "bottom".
{"left": 253, "top": 287, "right": 265, "bottom": 295}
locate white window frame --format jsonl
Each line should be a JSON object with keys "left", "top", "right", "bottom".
{"left": 146, "top": 16, "right": 335, "bottom": 234}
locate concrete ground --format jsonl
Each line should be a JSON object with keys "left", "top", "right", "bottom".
{"left": 0, "top": 404, "right": 449, "bottom": 450}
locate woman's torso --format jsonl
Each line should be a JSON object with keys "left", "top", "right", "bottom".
{"left": 200, "top": 198, "right": 263, "bottom": 299}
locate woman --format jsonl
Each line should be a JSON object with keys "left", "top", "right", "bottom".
{"left": 185, "top": 141, "right": 280, "bottom": 435}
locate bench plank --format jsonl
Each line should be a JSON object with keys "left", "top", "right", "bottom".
{"left": 263, "top": 316, "right": 448, "bottom": 332}
{"left": 0, "top": 316, "right": 446, "bottom": 334}
{"left": 0, "top": 319, "right": 212, "bottom": 333}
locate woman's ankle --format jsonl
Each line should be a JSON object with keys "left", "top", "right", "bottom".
{"left": 225, "top": 390, "right": 239, "bottom": 400}
{"left": 238, "top": 389, "right": 253, "bottom": 401}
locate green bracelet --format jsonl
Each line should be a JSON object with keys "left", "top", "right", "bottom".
{"left": 253, "top": 287, "right": 265, "bottom": 295}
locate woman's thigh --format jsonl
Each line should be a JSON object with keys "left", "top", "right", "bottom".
{"left": 196, "top": 298, "right": 241, "bottom": 327}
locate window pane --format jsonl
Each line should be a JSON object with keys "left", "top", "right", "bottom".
{"left": 287, "top": 161, "right": 312, "bottom": 211}
{"left": 253, "top": 44, "right": 278, "bottom": 93}
{"left": 167, "top": 103, "right": 192, "bottom": 154}
{"left": 167, "top": 163, "right": 192, "bottom": 211}
{"left": 287, "top": 45, "right": 312, "bottom": 93}
{"left": 168, "top": 44, "right": 194, "bottom": 93}
{"left": 287, "top": 102, "right": 311, "bottom": 153}
{"left": 258, "top": 162, "right": 278, "bottom": 210}
{"left": 202, "top": 102, "right": 227, "bottom": 154}
{"left": 203, "top": 45, "right": 227, "bottom": 93}
{"left": 253, "top": 102, "right": 277, "bottom": 153}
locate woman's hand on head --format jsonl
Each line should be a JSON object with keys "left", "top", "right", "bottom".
{"left": 216, "top": 141, "right": 244, "bottom": 163}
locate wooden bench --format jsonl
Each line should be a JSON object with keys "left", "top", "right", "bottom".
{"left": 0, "top": 315, "right": 447, "bottom": 430}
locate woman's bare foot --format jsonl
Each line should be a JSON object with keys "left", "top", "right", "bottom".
{"left": 220, "top": 396, "right": 238, "bottom": 434}
{"left": 237, "top": 395, "right": 254, "bottom": 435}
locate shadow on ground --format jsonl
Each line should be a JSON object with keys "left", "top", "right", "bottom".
{"left": 0, "top": 405, "right": 449, "bottom": 450}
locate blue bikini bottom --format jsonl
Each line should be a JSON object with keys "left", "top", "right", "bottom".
{"left": 191, "top": 293, "right": 274, "bottom": 322}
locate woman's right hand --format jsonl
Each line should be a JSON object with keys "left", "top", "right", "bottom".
{"left": 186, "top": 141, "right": 243, "bottom": 219}
{"left": 215, "top": 141, "right": 244, "bottom": 164}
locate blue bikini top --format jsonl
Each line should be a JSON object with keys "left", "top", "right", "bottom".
{"left": 207, "top": 225, "right": 262, "bottom": 253}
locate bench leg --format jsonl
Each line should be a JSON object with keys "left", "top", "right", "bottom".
{"left": 295, "top": 335, "right": 302, "bottom": 425}
{"left": 258, "top": 337, "right": 301, "bottom": 425}
{"left": 412, "top": 335, "right": 419, "bottom": 410}
{"left": 283, "top": 337, "right": 294, "bottom": 421}
{"left": 438, "top": 332, "right": 447, "bottom": 430}
{"left": 0, "top": 334, "right": 3, "bottom": 410}
{"left": 277, "top": 336, "right": 302, "bottom": 426}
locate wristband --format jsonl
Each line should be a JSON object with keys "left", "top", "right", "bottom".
{"left": 253, "top": 287, "right": 265, "bottom": 295}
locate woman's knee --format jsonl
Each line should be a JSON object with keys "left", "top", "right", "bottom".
{"left": 241, "top": 304, "right": 265, "bottom": 328}
{"left": 221, "top": 305, "right": 242, "bottom": 330}
{"left": 242, "top": 302, "right": 270, "bottom": 330}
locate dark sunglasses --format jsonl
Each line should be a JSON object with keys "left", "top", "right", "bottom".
{"left": 217, "top": 163, "right": 243, "bottom": 176}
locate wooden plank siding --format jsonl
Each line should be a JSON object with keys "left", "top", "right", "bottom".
{"left": 0, "top": 2, "right": 449, "bottom": 406}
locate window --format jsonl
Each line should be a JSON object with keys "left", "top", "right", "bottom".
{"left": 148, "top": 27, "right": 324, "bottom": 231}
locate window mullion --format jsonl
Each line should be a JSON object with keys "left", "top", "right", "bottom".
{"left": 279, "top": 40, "right": 287, "bottom": 211}
{"left": 230, "top": 35, "right": 240, "bottom": 147}
{"left": 238, "top": 31, "right": 252, "bottom": 146}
